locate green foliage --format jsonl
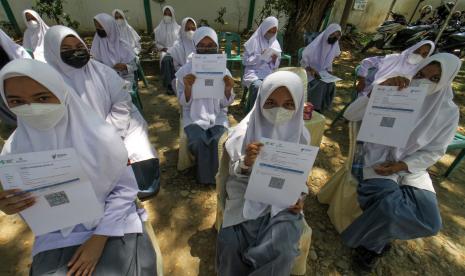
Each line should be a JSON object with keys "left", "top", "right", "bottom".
{"left": 199, "top": 19, "right": 210, "bottom": 27}
{"left": 33, "top": 0, "right": 80, "bottom": 30}
{"left": 255, "top": 0, "right": 292, "bottom": 27}
{"left": 214, "top": 7, "right": 228, "bottom": 26}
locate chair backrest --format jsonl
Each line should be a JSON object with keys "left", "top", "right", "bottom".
{"left": 448, "top": 133, "right": 465, "bottom": 151}
{"left": 219, "top": 32, "right": 241, "bottom": 58}
{"left": 297, "top": 47, "right": 304, "bottom": 64}
{"left": 277, "top": 33, "right": 284, "bottom": 48}
{"left": 303, "top": 32, "right": 320, "bottom": 46}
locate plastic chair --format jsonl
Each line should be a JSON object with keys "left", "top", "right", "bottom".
{"left": 131, "top": 58, "right": 144, "bottom": 111}
{"left": 136, "top": 58, "right": 149, "bottom": 88}
{"left": 297, "top": 47, "right": 304, "bottom": 64}
{"left": 276, "top": 33, "right": 291, "bottom": 66}
{"left": 444, "top": 133, "right": 465, "bottom": 178}
{"left": 218, "top": 32, "right": 242, "bottom": 71}
{"left": 214, "top": 133, "right": 313, "bottom": 275}
{"left": 330, "top": 65, "right": 363, "bottom": 127}
{"left": 25, "top": 48, "right": 34, "bottom": 58}
{"left": 136, "top": 200, "right": 164, "bottom": 276}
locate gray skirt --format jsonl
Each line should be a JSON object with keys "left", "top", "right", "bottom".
{"left": 30, "top": 229, "right": 157, "bottom": 276}
{"left": 307, "top": 79, "right": 336, "bottom": 112}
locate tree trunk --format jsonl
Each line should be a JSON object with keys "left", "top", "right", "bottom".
{"left": 340, "top": 0, "right": 355, "bottom": 29}
{"left": 284, "top": 0, "right": 336, "bottom": 53}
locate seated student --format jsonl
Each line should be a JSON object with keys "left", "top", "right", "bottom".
{"left": 91, "top": 13, "right": 136, "bottom": 83}
{"left": 217, "top": 71, "right": 309, "bottom": 275}
{"left": 154, "top": 5, "right": 180, "bottom": 94}
{"left": 168, "top": 17, "right": 197, "bottom": 72}
{"left": 0, "top": 59, "right": 157, "bottom": 276}
{"left": 112, "top": 9, "right": 141, "bottom": 55}
{"left": 44, "top": 25, "right": 160, "bottom": 199}
{"left": 341, "top": 53, "right": 460, "bottom": 272}
{"left": 242, "top": 16, "right": 281, "bottom": 113}
{"left": 175, "top": 27, "right": 235, "bottom": 185}
{"left": 356, "top": 40, "right": 435, "bottom": 96}
{"left": 300, "top": 23, "right": 341, "bottom": 112}
{"left": 22, "top": 9, "right": 49, "bottom": 61}
{"left": 0, "top": 29, "right": 31, "bottom": 125}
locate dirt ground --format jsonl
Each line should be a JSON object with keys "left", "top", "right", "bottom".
{"left": 0, "top": 43, "right": 465, "bottom": 276}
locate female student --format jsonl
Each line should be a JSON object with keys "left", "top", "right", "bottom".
{"left": 217, "top": 71, "right": 309, "bottom": 275}
{"left": 242, "top": 16, "right": 281, "bottom": 113}
{"left": 300, "top": 23, "right": 341, "bottom": 112}
{"left": 0, "top": 59, "right": 157, "bottom": 275}
{"left": 0, "top": 29, "right": 31, "bottom": 125}
{"left": 341, "top": 53, "right": 460, "bottom": 271}
{"left": 175, "top": 26, "right": 235, "bottom": 185}
{"left": 168, "top": 17, "right": 197, "bottom": 71}
{"left": 91, "top": 13, "right": 136, "bottom": 83}
{"left": 155, "top": 5, "right": 180, "bottom": 93}
{"left": 356, "top": 40, "right": 435, "bottom": 96}
{"left": 22, "top": 9, "right": 49, "bottom": 61}
{"left": 44, "top": 25, "right": 160, "bottom": 199}
{"left": 112, "top": 9, "right": 141, "bottom": 55}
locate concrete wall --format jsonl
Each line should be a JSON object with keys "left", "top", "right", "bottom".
{"left": 0, "top": 0, "right": 268, "bottom": 34}
{"left": 329, "top": 0, "right": 465, "bottom": 33}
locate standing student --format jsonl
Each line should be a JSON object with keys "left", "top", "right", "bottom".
{"left": 175, "top": 27, "right": 235, "bottom": 185}
{"left": 0, "top": 59, "right": 157, "bottom": 276}
{"left": 341, "top": 53, "right": 460, "bottom": 272}
{"left": 300, "top": 23, "right": 341, "bottom": 112}
{"left": 217, "top": 71, "right": 309, "bottom": 275}
{"left": 91, "top": 13, "right": 136, "bottom": 83}
{"left": 356, "top": 40, "right": 435, "bottom": 96}
{"left": 112, "top": 9, "right": 142, "bottom": 55}
{"left": 44, "top": 25, "right": 160, "bottom": 199}
{"left": 22, "top": 9, "right": 49, "bottom": 61}
{"left": 242, "top": 16, "right": 281, "bottom": 113}
{"left": 155, "top": 5, "right": 180, "bottom": 93}
{"left": 0, "top": 29, "right": 31, "bottom": 125}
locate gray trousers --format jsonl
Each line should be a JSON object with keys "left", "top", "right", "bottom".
{"left": 216, "top": 211, "right": 304, "bottom": 276}
{"left": 341, "top": 178, "right": 441, "bottom": 253}
{"left": 30, "top": 229, "right": 157, "bottom": 276}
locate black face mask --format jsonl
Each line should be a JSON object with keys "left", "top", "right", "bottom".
{"left": 196, "top": 48, "right": 218, "bottom": 54}
{"left": 61, "top": 49, "right": 90, "bottom": 68}
{"left": 327, "top": 37, "right": 338, "bottom": 45}
{"left": 0, "top": 47, "right": 10, "bottom": 70}
{"left": 96, "top": 29, "right": 107, "bottom": 38}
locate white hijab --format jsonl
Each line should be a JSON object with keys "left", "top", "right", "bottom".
{"left": 91, "top": 13, "right": 135, "bottom": 66}
{"left": 244, "top": 16, "right": 281, "bottom": 55}
{"left": 374, "top": 40, "right": 435, "bottom": 81}
{"left": 44, "top": 25, "right": 129, "bottom": 133}
{"left": 301, "top": 23, "right": 341, "bottom": 72}
{"left": 167, "top": 17, "right": 196, "bottom": 67}
{"left": 0, "top": 29, "right": 31, "bottom": 59}
{"left": 364, "top": 53, "right": 460, "bottom": 167}
{"left": 154, "top": 5, "right": 180, "bottom": 48}
{"left": 0, "top": 59, "right": 128, "bottom": 235}
{"left": 175, "top": 27, "right": 232, "bottom": 130}
{"left": 22, "top": 9, "right": 49, "bottom": 61}
{"left": 225, "top": 71, "right": 310, "bottom": 219}
{"left": 112, "top": 9, "right": 141, "bottom": 54}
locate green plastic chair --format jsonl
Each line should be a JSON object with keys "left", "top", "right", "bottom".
{"left": 25, "top": 48, "right": 34, "bottom": 59}
{"left": 276, "top": 33, "right": 291, "bottom": 66}
{"left": 136, "top": 58, "right": 149, "bottom": 88}
{"left": 218, "top": 32, "right": 242, "bottom": 71}
{"left": 330, "top": 65, "right": 362, "bottom": 127}
{"left": 444, "top": 133, "right": 465, "bottom": 178}
{"left": 298, "top": 47, "right": 304, "bottom": 65}
{"left": 131, "top": 60, "right": 143, "bottom": 111}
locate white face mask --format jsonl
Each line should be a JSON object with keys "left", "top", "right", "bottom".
{"left": 116, "top": 19, "right": 125, "bottom": 26}
{"left": 27, "top": 20, "right": 39, "bottom": 29}
{"left": 410, "top": 78, "right": 438, "bottom": 95}
{"left": 10, "top": 103, "right": 66, "bottom": 130}
{"left": 407, "top": 53, "right": 424, "bottom": 65}
{"left": 185, "top": 30, "right": 195, "bottom": 40}
{"left": 163, "top": 16, "right": 172, "bottom": 24}
{"left": 262, "top": 107, "right": 295, "bottom": 126}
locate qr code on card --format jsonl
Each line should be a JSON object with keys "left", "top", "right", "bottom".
{"left": 380, "top": 117, "right": 396, "bottom": 128}
{"left": 205, "top": 79, "right": 214, "bottom": 87}
{"left": 44, "top": 191, "right": 70, "bottom": 207}
{"left": 268, "top": 177, "right": 285, "bottom": 190}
